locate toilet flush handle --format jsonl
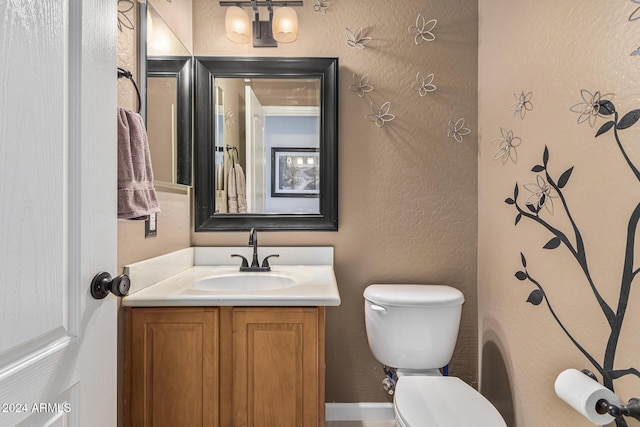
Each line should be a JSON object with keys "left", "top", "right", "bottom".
{"left": 370, "top": 303, "right": 387, "bottom": 312}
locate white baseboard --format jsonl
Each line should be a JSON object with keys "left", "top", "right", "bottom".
{"left": 325, "top": 402, "right": 395, "bottom": 421}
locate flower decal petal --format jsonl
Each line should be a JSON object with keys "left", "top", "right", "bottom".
{"left": 350, "top": 74, "right": 374, "bottom": 98}
{"left": 346, "top": 27, "right": 372, "bottom": 49}
{"left": 408, "top": 13, "right": 437, "bottom": 45}
{"left": 412, "top": 73, "right": 436, "bottom": 97}
{"left": 569, "top": 89, "right": 614, "bottom": 127}
{"left": 313, "top": 0, "right": 330, "bottom": 14}
{"left": 510, "top": 91, "right": 533, "bottom": 119}
{"left": 524, "top": 175, "right": 556, "bottom": 215}
{"left": 630, "top": 0, "right": 640, "bottom": 21}
{"left": 367, "top": 101, "right": 395, "bottom": 128}
{"left": 491, "top": 127, "right": 521, "bottom": 165}
{"left": 448, "top": 118, "right": 471, "bottom": 143}
{"left": 224, "top": 109, "right": 235, "bottom": 129}
{"left": 118, "top": 0, "right": 135, "bottom": 32}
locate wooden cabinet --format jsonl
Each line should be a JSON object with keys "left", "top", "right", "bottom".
{"left": 125, "top": 306, "right": 325, "bottom": 427}
{"left": 228, "top": 308, "right": 324, "bottom": 427}
{"left": 125, "top": 308, "right": 219, "bottom": 427}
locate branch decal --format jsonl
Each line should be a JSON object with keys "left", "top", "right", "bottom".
{"left": 508, "top": 94, "right": 640, "bottom": 427}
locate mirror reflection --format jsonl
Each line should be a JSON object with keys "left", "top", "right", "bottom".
{"left": 146, "top": 1, "right": 191, "bottom": 57}
{"left": 213, "top": 77, "right": 321, "bottom": 215}
{"left": 194, "top": 57, "right": 338, "bottom": 231}
{"left": 146, "top": 76, "right": 177, "bottom": 183}
{"left": 141, "top": 1, "right": 193, "bottom": 186}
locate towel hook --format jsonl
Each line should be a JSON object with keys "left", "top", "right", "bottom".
{"left": 117, "top": 67, "right": 141, "bottom": 113}
{"left": 226, "top": 145, "right": 239, "bottom": 165}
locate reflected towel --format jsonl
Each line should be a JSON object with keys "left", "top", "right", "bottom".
{"left": 215, "top": 190, "right": 228, "bottom": 213}
{"left": 228, "top": 164, "right": 247, "bottom": 213}
{"left": 117, "top": 108, "right": 160, "bottom": 219}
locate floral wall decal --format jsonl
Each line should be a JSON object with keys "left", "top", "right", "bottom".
{"left": 506, "top": 94, "right": 640, "bottom": 427}
{"left": 412, "top": 72, "right": 437, "bottom": 96}
{"left": 523, "top": 173, "right": 556, "bottom": 215}
{"left": 348, "top": 74, "right": 394, "bottom": 129}
{"left": 510, "top": 91, "right": 533, "bottom": 119}
{"left": 447, "top": 118, "right": 471, "bottom": 143}
{"left": 345, "top": 27, "right": 372, "bottom": 49}
{"left": 629, "top": 0, "right": 640, "bottom": 21}
{"left": 313, "top": 0, "right": 330, "bottom": 14}
{"left": 569, "top": 89, "right": 614, "bottom": 126}
{"left": 492, "top": 127, "right": 521, "bottom": 164}
{"left": 350, "top": 74, "right": 374, "bottom": 98}
{"left": 408, "top": 13, "right": 437, "bottom": 45}
{"left": 367, "top": 101, "right": 395, "bottom": 128}
{"left": 118, "top": 0, "right": 135, "bottom": 32}
{"left": 224, "top": 109, "right": 235, "bottom": 129}
{"left": 627, "top": 1, "right": 640, "bottom": 54}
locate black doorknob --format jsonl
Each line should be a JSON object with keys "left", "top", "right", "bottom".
{"left": 90, "top": 272, "right": 131, "bottom": 299}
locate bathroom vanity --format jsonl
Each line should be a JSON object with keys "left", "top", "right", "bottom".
{"left": 121, "top": 247, "right": 339, "bottom": 427}
{"left": 125, "top": 306, "right": 323, "bottom": 427}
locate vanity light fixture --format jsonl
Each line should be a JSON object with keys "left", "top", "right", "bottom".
{"left": 220, "top": 0, "right": 302, "bottom": 47}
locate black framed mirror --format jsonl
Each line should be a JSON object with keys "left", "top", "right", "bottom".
{"left": 146, "top": 57, "right": 193, "bottom": 186}
{"left": 194, "top": 57, "right": 338, "bottom": 231}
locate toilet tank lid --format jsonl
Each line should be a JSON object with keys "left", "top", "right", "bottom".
{"left": 364, "top": 284, "right": 464, "bottom": 307}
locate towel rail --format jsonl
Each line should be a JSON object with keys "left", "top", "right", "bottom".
{"left": 117, "top": 67, "right": 141, "bottom": 113}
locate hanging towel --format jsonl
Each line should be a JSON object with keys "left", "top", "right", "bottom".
{"left": 228, "top": 163, "right": 247, "bottom": 213}
{"left": 117, "top": 107, "right": 160, "bottom": 219}
{"left": 215, "top": 190, "right": 228, "bottom": 213}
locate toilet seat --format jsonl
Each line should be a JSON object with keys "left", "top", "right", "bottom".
{"left": 394, "top": 376, "right": 507, "bottom": 427}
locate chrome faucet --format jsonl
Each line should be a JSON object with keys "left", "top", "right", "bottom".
{"left": 231, "top": 228, "right": 279, "bottom": 272}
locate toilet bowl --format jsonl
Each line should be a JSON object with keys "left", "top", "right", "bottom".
{"left": 394, "top": 376, "right": 506, "bottom": 426}
{"left": 364, "top": 284, "right": 506, "bottom": 427}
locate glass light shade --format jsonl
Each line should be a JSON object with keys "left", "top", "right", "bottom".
{"left": 225, "top": 6, "right": 250, "bottom": 44}
{"left": 272, "top": 7, "right": 298, "bottom": 43}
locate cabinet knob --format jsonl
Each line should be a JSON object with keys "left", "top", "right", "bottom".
{"left": 90, "top": 272, "right": 130, "bottom": 299}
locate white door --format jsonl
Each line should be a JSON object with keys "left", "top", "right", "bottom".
{"left": 0, "top": 1, "right": 117, "bottom": 426}
{"left": 245, "top": 86, "right": 267, "bottom": 213}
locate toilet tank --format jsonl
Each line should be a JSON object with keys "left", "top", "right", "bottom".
{"left": 364, "top": 284, "right": 464, "bottom": 370}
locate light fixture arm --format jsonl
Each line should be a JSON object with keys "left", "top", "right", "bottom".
{"left": 220, "top": 1, "right": 303, "bottom": 8}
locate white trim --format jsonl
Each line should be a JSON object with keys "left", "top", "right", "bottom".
{"left": 263, "top": 105, "right": 320, "bottom": 116}
{"left": 325, "top": 402, "right": 395, "bottom": 421}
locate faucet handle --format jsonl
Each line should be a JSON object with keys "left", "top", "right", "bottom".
{"left": 261, "top": 254, "right": 280, "bottom": 269}
{"left": 231, "top": 254, "right": 249, "bottom": 268}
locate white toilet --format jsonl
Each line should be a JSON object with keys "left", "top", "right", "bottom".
{"left": 364, "top": 284, "right": 507, "bottom": 427}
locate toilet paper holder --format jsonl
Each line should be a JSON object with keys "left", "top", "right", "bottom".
{"left": 595, "top": 396, "right": 640, "bottom": 421}
{"left": 582, "top": 369, "right": 640, "bottom": 422}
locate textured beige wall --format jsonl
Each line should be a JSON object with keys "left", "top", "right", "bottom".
{"left": 479, "top": 1, "right": 640, "bottom": 425}
{"left": 192, "top": 0, "right": 478, "bottom": 402}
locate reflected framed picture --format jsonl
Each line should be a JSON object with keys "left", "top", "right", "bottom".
{"left": 271, "top": 148, "right": 320, "bottom": 198}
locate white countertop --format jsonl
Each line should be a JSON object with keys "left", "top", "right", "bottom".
{"left": 121, "top": 247, "right": 340, "bottom": 307}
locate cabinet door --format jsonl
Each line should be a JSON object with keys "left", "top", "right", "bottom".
{"left": 127, "top": 308, "right": 219, "bottom": 427}
{"left": 232, "top": 307, "right": 323, "bottom": 427}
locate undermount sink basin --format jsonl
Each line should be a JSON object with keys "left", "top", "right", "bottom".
{"left": 193, "top": 272, "right": 298, "bottom": 292}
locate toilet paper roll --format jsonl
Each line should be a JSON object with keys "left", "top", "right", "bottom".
{"left": 554, "top": 368, "right": 620, "bottom": 425}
